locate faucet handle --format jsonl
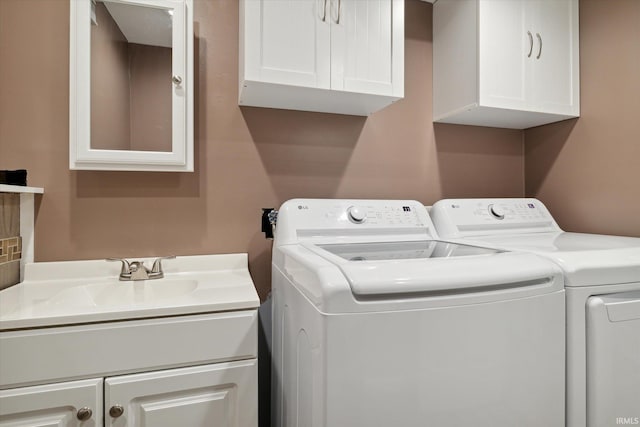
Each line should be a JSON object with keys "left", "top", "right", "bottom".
{"left": 150, "top": 255, "right": 176, "bottom": 276}
{"left": 106, "top": 258, "right": 131, "bottom": 275}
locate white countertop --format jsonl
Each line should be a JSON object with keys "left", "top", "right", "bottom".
{"left": 0, "top": 253, "right": 260, "bottom": 330}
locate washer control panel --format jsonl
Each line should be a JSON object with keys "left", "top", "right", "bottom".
{"left": 430, "top": 198, "right": 561, "bottom": 238}
{"left": 339, "top": 203, "right": 423, "bottom": 227}
{"left": 274, "top": 199, "right": 435, "bottom": 245}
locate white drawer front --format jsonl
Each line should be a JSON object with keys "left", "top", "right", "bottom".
{"left": 0, "top": 310, "right": 257, "bottom": 389}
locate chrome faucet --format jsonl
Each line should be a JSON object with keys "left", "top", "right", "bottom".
{"left": 107, "top": 256, "right": 176, "bottom": 281}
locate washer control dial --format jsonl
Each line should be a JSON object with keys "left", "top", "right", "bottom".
{"left": 488, "top": 204, "right": 506, "bottom": 220}
{"left": 347, "top": 206, "right": 367, "bottom": 224}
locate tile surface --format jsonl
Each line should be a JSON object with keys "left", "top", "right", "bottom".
{"left": 0, "top": 236, "right": 21, "bottom": 289}
{"left": 0, "top": 193, "right": 20, "bottom": 239}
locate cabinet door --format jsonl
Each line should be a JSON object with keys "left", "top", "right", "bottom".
{"left": 242, "top": 0, "right": 330, "bottom": 89}
{"left": 530, "top": 0, "right": 579, "bottom": 115}
{"left": 0, "top": 378, "right": 102, "bottom": 427}
{"left": 105, "top": 360, "right": 257, "bottom": 427}
{"left": 478, "top": 0, "right": 530, "bottom": 110}
{"left": 70, "top": 0, "right": 194, "bottom": 172}
{"left": 331, "top": 0, "right": 403, "bottom": 96}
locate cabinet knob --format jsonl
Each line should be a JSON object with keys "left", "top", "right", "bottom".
{"left": 109, "top": 405, "right": 125, "bottom": 418}
{"left": 76, "top": 407, "right": 93, "bottom": 421}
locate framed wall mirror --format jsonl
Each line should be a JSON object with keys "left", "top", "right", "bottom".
{"left": 70, "top": 0, "right": 193, "bottom": 171}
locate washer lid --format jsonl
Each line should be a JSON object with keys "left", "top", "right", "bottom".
{"left": 306, "top": 240, "right": 561, "bottom": 296}
{"left": 316, "top": 240, "right": 500, "bottom": 261}
{"left": 476, "top": 233, "right": 640, "bottom": 287}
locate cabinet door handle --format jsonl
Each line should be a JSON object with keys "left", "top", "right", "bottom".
{"left": 318, "top": 0, "right": 327, "bottom": 22}
{"left": 536, "top": 33, "right": 542, "bottom": 59}
{"left": 527, "top": 31, "right": 533, "bottom": 58}
{"left": 332, "top": 0, "right": 341, "bottom": 24}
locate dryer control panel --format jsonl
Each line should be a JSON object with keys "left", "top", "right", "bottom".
{"left": 430, "top": 198, "right": 562, "bottom": 238}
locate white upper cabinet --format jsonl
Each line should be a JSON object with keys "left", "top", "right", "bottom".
{"left": 433, "top": 0, "right": 579, "bottom": 129}
{"left": 239, "top": 0, "right": 404, "bottom": 116}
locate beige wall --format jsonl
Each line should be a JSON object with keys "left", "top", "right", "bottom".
{"left": 0, "top": 0, "right": 524, "bottom": 298}
{"left": 525, "top": 0, "right": 640, "bottom": 237}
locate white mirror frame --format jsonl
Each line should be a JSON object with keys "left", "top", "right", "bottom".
{"left": 70, "top": 0, "right": 193, "bottom": 172}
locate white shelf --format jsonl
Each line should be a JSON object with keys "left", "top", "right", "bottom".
{"left": 0, "top": 185, "right": 44, "bottom": 194}
{"left": 0, "top": 185, "right": 43, "bottom": 282}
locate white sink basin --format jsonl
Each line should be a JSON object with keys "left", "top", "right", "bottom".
{"left": 89, "top": 279, "right": 198, "bottom": 305}
{"left": 0, "top": 254, "right": 260, "bottom": 330}
{"left": 45, "top": 279, "right": 198, "bottom": 308}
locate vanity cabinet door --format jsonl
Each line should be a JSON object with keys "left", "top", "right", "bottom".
{"left": 0, "top": 378, "right": 103, "bottom": 427}
{"left": 104, "top": 360, "right": 257, "bottom": 427}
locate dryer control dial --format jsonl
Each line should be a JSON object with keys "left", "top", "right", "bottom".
{"left": 488, "top": 204, "right": 505, "bottom": 220}
{"left": 347, "top": 206, "right": 367, "bottom": 224}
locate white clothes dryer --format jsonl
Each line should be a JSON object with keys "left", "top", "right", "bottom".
{"left": 271, "top": 199, "right": 565, "bottom": 427}
{"left": 430, "top": 198, "right": 640, "bottom": 427}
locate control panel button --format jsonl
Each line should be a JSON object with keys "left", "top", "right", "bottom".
{"left": 347, "top": 206, "right": 367, "bottom": 224}
{"left": 488, "top": 204, "right": 505, "bottom": 220}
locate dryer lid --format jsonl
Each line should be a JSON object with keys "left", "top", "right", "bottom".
{"left": 429, "top": 198, "right": 640, "bottom": 287}
{"left": 306, "top": 240, "right": 561, "bottom": 296}
{"left": 477, "top": 233, "right": 640, "bottom": 287}
{"left": 483, "top": 232, "right": 640, "bottom": 252}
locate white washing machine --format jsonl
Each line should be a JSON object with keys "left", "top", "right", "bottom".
{"left": 430, "top": 198, "right": 640, "bottom": 427}
{"left": 271, "top": 198, "right": 566, "bottom": 427}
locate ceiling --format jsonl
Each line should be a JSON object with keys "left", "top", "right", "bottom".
{"left": 101, "top": 1, "right": 172, "bottom": 48}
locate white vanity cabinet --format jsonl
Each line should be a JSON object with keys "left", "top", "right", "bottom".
{"left": 239, "top": 0, "right": 404, "bottom": 116}
{"left": 0, "top": 254, "right": 260, "bottom": 427}
{"left": 0, "top": 360, "right": 257, "bottom": 427}
{"left": 0, "top": 314, "right": 258, "bottom": 427}
{"left": 433, "top": 0, "right": 579, "bottom": 129}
